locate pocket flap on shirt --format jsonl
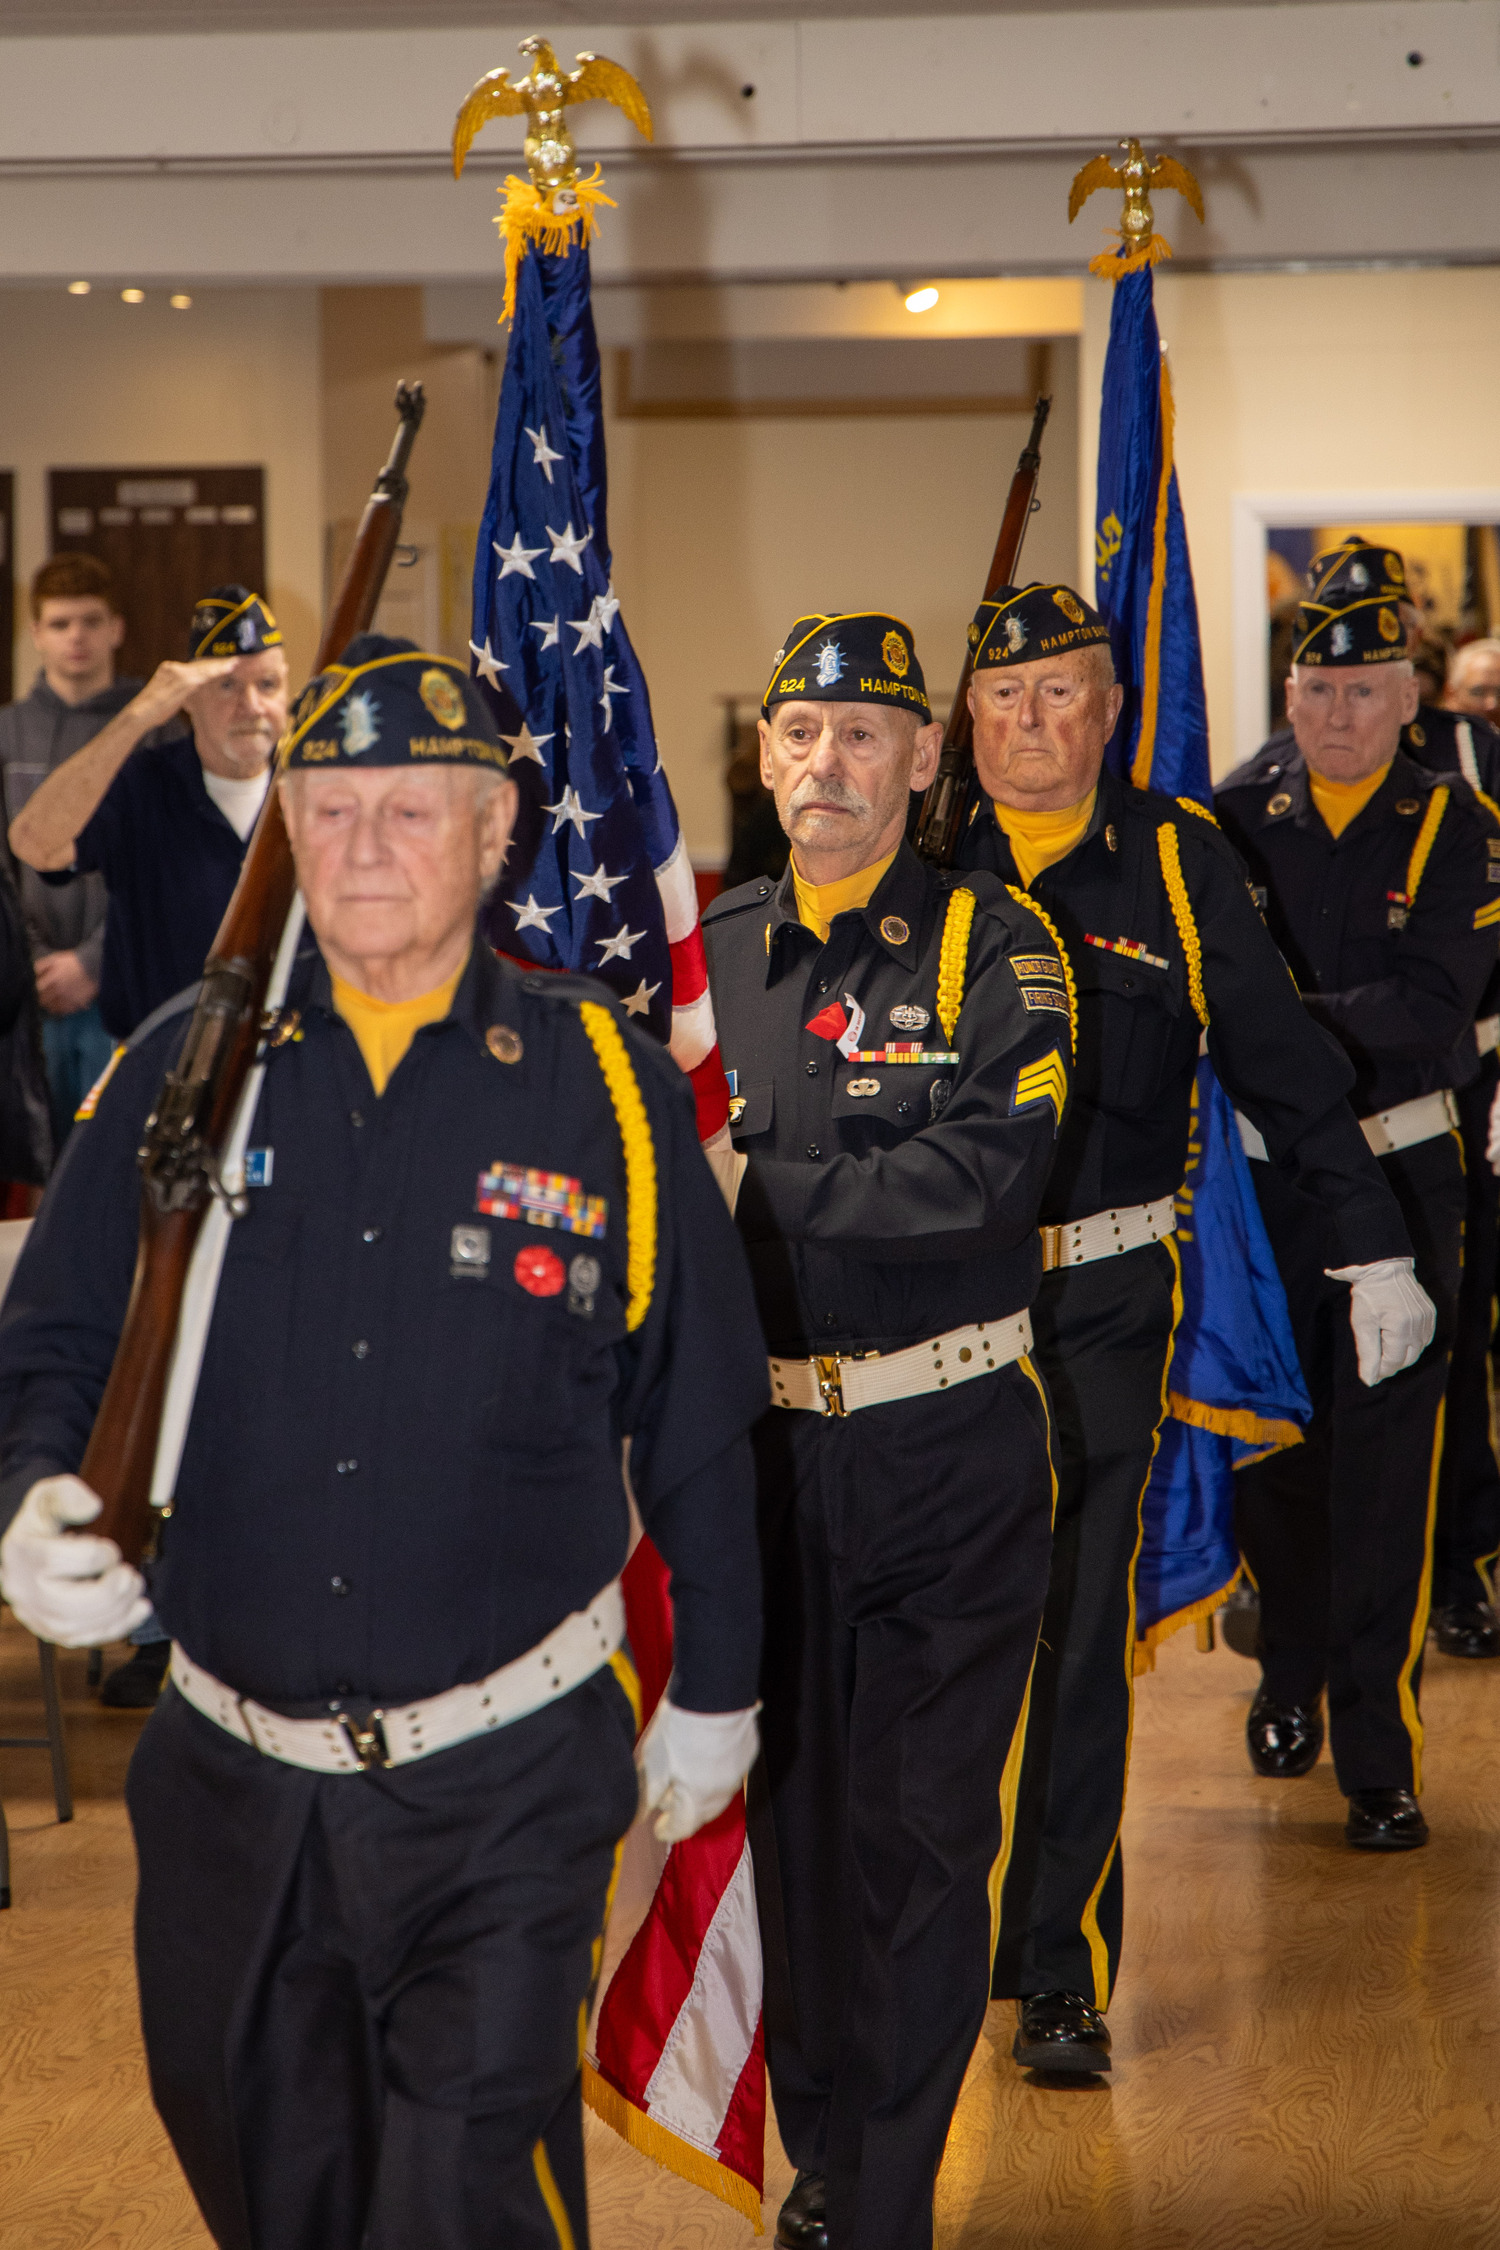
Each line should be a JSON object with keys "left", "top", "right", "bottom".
{"left": 728, "top": 1082, "right": 775, "bottom": 1138}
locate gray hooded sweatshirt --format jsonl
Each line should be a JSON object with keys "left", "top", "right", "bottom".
{"left": 0, "top": 671, "right": 142, "bottom": 982}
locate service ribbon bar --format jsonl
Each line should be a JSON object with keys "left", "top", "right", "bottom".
{"left": 1083, "top": 933, "right": 1170, "bottom": 971}
{"left": 477, "top": 1161, "right": 609, "bottom": 1238}
{"left": 844, "top": 1044, "right": 961, "bottom": 1065}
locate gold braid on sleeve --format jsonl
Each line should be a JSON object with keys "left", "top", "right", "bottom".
{"left": 579, "top": 1001, "right": 658, "bottom": 1332}
{"left": 1156, "top": 822, "right": 1209, "bottom": 1027}
{"left": 936, "top": 886, "right": 977, "bottom": 1044}
{"left": 1006, "top": 884, "right": 1078, "bottom": 1062}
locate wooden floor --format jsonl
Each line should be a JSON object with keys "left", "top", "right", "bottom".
{"left": 3, "top": 1613, "right": 1499, "bottom": 2249}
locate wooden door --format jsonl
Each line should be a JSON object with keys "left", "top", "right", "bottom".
{"left": 48, "top": 467, "right": 265, "bottom": 681}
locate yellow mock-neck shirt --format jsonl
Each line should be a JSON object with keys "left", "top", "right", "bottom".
{"left": 1308, "top": 761, "right": 1392, "bottom": 840}
{"left": 994, "top": 789, "right": 1097, "bottom": 888}
{"left": 331, "top": 953, "right": 469, "bottom": 1097}
{"left": 792, "top": 849, "right": 898, "bottom": 943}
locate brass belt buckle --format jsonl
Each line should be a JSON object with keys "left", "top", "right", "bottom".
{"left": 814, "top": 1355, "right": 847, "bottom": 1417}
{"left": 339, "top": 1711, "right": 392, "bottom": 1770}
{"left": 1039, "top": 1224, "right": 1063, "bottom": 1273}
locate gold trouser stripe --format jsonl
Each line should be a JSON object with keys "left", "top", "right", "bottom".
{"left": 987, "top": 1352, "right": 1058, "bottom": 1974}
{"left": 578, "top": 1000, "right": 658, "bottom": 1332}
{"left": 1078, "top": 1233, "right": 1184, "bottom": 2011}
{"left": 1397, "top": 1397, "right": 1445, "bottom": 1794}
{"left": 533, "top": 2138, "right": 578, "bottom": 2250}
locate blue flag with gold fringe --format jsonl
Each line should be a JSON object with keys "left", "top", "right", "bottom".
{"left": 1092, "top": 259, "right": 1310, "bottom": 1664}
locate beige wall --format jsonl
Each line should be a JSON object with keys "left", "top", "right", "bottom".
{"left": 606, "top": 342, "right": 1080, "bottom": 863}
{"left": 1081, "top": 265, "right": 1500, "bottom": 778}
{"left": 2, "top": 284, "right": 322, "bottom": 690}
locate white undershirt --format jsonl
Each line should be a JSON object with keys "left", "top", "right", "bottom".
{"left": 202, "top": 768, "right": 269, "bottom": 842}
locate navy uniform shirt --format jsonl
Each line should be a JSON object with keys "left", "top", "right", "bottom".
{"left": 1214, "top": 747, "right": 1499, "bottom": 1117}
{"left": 957, "top": 764, "right": 1409, "bottom": 1264}
{"left": 702, "top": 841, "right": 1074, "bottom": 1356}
{"left": 0, "top": 943, "right": 767, "bottom": 1713}
{"left": 49, "top": 729, "right": 264, "bottom": 1039}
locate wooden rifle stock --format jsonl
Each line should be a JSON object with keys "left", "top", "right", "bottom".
{"left": 82, "top": 381, "right": 427, "bottom": 1562}
{"left": 913, "top": 393, "right": 1052, "bottom": 867}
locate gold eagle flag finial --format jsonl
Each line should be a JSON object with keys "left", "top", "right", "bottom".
{"left": 1069, "top": 138, "right": 1203, "bottom": 280}
{"left": 452, "top": 36, "right": 653, "bottom": 322}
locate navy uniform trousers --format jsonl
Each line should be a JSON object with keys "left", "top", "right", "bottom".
{"left": 749, "top": 1361, "right": 1055, "bottom": 2250}
{"left": 126, "top": 1667, "right": 639, "bottom": 2250}
{"left": 990, "top": 1239, "right": 1179, "bottom": 2010}
{"left": 1434, "top": 1060, "right": 1500, "bottom": 1609}
{"left": 1236, "top": 1134, "right": 1466, "bottom": 1793}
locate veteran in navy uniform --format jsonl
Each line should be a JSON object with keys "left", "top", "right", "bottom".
{"left": 1254, "top": 537, "right": 1500, "bottom": 1662}
{"left": 0, "top": 639, "right": 767, "bottom": 2250}
{"left": 703, "top": 612, "right": 1073, "bottom": 2250}
{"left": 955, "top": 583, "right": 1428, "bottom": 2071}
{"left": 1218, "top": 586, "right": 1498, "bottom": 1851}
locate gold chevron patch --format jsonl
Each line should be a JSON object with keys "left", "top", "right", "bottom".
{"left": 1013, "top": 1047, "right": 1068, "bottom": 1132}
{"left": 1475, "top": 898, "right": 1500, "bottom": 931}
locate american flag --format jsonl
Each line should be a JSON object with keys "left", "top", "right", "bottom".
{"left": 469, "top": 234, "right": 761, "bottom": 2226}
{"left": 472, "top": 239, "right": 727, "bottom": 1144}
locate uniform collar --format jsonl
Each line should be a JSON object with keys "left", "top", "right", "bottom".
{"left": 767, "top": 837, "right": 927, "bottom": 980}
{"left": 292, "top": 925, "right": 510, "bottom": 1060}
{"left": 980, "top": 758, "right": 1122, "bottom": 884}
{"left": 1257, "top": 746, "right": 1430, "bottom": 834}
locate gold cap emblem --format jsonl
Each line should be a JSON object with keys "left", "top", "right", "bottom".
{"left": 1053, "top": 589, "right": 1086, "bottom": 624}
{"left": 486, "top": 1024, "right": 524, "bottom": 1064}
{"left": 421, "top": 668, "right": 467, "bottom": 730}
{"left": 882, "top": 629, "right": 909, "bottom": 678}
{"left": 1377, "top": 606, "right": 1401, "bottom": 645}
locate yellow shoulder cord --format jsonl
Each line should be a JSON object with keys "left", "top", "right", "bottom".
{"left": 1156, "top": 822, "right": 1209, "bottom": 1027}
{"left": 936, "top": 886, "right": 977, "bottom": 1044}
{"left": 1399, "top": 784, "right": 1448, "bottom": 910}
{"left": 1176, "top": 794, "right": 1219, "bottom": 827}
{"left": 1006, "top": 883, "right": 1078, "bottom": 1063}
{"left": 578, "top": 1001, "right": 658, "bottom": 1333}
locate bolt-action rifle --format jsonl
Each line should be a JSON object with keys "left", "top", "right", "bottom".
{"left": 80, "top": 381, "right": 427, "bottom": 1565}
{"left": 913, "top": 393, "right": 1051, "bottom": 866}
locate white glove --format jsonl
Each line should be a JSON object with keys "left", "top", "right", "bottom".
{"left": 635, "top": 1696, "right": 760, "bottom": 1843}
{"left": 1488, "top": 1079, "right": 1500, "bottom": 1175}
{"left": 1325, "top": 1257, "right": 1436, "bottom": 1387}
{"left": 0, "top": 1475, "right": 151, "bottom": 1647}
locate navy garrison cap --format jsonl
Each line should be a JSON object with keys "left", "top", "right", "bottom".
{"left": 1292, "top": 597, "right": 1410, "bottom": 668}
{"left": 1307, "top": 538, "right": 1409, "bottom": 606}
{"left": 969, "top": 583, "right": 1112, "bottom": 668}
{"left": 763, "top": 611, "right": 930, "bottom": 719}
{"left": 282, "top": 634, "right": 513, "bottom": 771}
{"left": 189, "top": 585, "right": 283, "bottom": 660}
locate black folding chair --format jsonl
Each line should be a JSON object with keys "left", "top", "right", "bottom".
{"left": 0, "top": 1639, "right": 74, "bottom": 1908}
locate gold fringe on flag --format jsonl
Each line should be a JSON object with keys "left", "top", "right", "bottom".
{"left": 581, "top": 2065, "right": 766, "bottom": 2234}
{"left": 493, "top": 165, "right": 617, "bottom": 321}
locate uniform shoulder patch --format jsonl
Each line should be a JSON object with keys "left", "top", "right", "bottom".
{"left": 1012, "top": 1047, "right": 1068, "bottom": 1134}
{"left": 1008, "top": 952, "right": 1065, "bottom": 983}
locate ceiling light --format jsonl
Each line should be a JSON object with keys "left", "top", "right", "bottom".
{"left": 121, "top": 288, "right": 145, "bottom": 304}
{"left": 66, "top": 280, "right": 90, "bottom": 296}
{"left": 170, "top": 294, "right": 192, "bottom": 310}
{"left": 904, "top": 286, "right": 940, "bottom": 314}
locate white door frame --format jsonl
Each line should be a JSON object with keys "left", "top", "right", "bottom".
{"left": 1231, "top": 489, "right": 1500, "bottom": 765}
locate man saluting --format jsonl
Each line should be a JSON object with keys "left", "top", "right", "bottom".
{"left": 0, "top": 637, "right": 767, "bottom": 2250}
{"left": 704, "top": 611, "right": 1072, "bottom": 2250}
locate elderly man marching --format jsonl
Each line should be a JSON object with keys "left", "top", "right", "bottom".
{"left": 0, "top": 637, "right": 768, "bottom": 2250}
{"left": 703, "top": 612, "right": 1074, "bottom": 2250}
{"left": 1219, "top": 588, "right": 1500, "bottom": 1847}
{"left": 954, "top": 582, "right": 1431, "bottom": 2077}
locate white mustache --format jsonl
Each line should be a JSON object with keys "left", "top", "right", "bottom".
{"left": 788, "top": 776, "right": 870, "bottom": 820}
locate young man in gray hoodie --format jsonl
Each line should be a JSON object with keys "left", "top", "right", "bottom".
{"left": 0, "top": 555, "right": 140, "bottom": 1145}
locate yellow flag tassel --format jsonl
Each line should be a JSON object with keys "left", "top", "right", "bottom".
{"left": 494, "top": 164, "right": 616, "bottom": 321}
{"left": 1089, "top": 231, "right": 1176, "bottom": 282}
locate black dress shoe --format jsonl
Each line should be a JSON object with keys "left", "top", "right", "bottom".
{"left": 1246, "top": 1688, "right": 1323, "bottom": 1777}
{"left": 1219, "top": 1584, "right": 1261, "bottom": 1659}
{"left": 1012, "top": 1990, "right": 1112, "bottom": 2076}
{"left": 775, "top": 2169, "right": 827, "bottom": 2249}
{"left": 99, "top": 1639, "right": 171, "bottom": 1709}
{"left": 1430, "top": 1602, "right": 1500, "bottom": 1659}
{"left": 1346, "top": 1788, "right": 1429, "bottom": 1851}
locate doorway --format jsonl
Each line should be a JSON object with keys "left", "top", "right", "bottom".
{"left": 48, "top": 467, "right": 266, "bottom": 681}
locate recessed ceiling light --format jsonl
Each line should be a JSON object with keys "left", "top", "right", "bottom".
{"left": 66, "top": 280, "right": 90, "bottom": 296}
{"left": 170, "top": 294, "right": 192, "bottom": 310}
{"left": 904, "top": 286, "right": 940, "bottom": 314}
{"left": 121, "top": 288, "right": 145, "bottom": 305}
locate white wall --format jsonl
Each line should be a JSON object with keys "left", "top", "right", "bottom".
{"left": 1080, "top": 264, "right": 1500, "bottom": 777}
{"left": 1, "top": 284, "right": 322, "bottom": 690}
